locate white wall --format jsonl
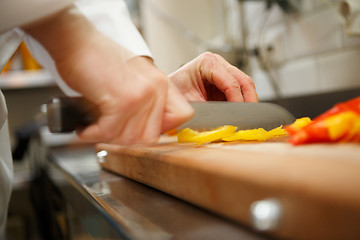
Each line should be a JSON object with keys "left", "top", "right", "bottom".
{"left": 140, "top": 0, "right": 221, "bottom": 73}
{"left": 140, "top": 0, "right": 360, "bottom": 100}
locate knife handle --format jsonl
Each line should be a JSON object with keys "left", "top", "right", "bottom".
{"left": 46, "top": 97, "right": 99, "bottom": 133}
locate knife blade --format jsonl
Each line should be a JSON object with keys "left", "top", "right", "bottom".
{"left": 179, "top": 101, "right": 295, "bottom": 131}
{"left": 45, "top": 97, "right": 295, "bottom": 133}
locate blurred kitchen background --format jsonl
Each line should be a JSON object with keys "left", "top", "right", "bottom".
{"left": 1, "top": 0, "right": 360, "bottom": 239}
{"left": 137, "top": 0, "right": 360, "bottom": 99}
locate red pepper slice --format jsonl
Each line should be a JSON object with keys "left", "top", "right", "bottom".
{"left": 286, "top": 97, "right": 360, "bottom": 145}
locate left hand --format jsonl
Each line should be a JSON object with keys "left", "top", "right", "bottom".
{"left": 169, "top": 52, "right": 258, "bottom": 102}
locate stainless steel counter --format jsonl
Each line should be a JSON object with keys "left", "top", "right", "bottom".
{"left": 48, "top": 145, "right": 266, "bottom": 240}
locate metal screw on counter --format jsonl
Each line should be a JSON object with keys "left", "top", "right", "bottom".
{"left": 97, "top": 150, "right": 108, "bottom": 164}
{"left": 250, "top": 198, "right": 282, "bottom": 232}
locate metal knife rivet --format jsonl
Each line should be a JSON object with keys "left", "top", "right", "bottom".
{"left": 250, "top": 198, "right": 282, "bottom": 231}
{"left": 96, "top": 150, "right": 108, "bottom": 163}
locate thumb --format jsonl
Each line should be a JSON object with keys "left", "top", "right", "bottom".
{"left": 161, "top": 83, "right": 194, "bottom": 133}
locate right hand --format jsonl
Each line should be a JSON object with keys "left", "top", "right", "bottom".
{"left": 24, "top": 5, "right": 194, "bottom": 145}
{"left": 57, "top": 46, "right": 194, "bottom": 145}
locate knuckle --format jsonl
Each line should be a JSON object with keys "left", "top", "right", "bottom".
{"left": 148, "top": 72, "right": 168, "bottom": 91}
{"left": 228, "top": 65, "right": 241, "bottom": 73}
{"left": 199, "top": 52, "right": 218, "bottom": 68}
{"left": 245, "top": 75, "right": 255, "bottom": 85}
{"left": 126, "top": 91, "right": 144, "bottom": 105}
{"left": 126, "top": 80, "right": 165, "bottom": 105}
{"left": 231, "top": 80, "right": 241, "bottom": 89}
{"left": 201, "top": 51, "right": 215, "bottom": 59}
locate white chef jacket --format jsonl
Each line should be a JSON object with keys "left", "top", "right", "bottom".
{"left": 26, "top": 0, "right": 152, "bottom": 96}
{"left": 0, "top": 0, "right": 152, "bottom": 237}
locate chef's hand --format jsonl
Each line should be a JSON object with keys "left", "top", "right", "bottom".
{"left": 71, "top": 55, "right": 193, "bottom": 144}
{"left": 23, "top": 5, "right": 193, "bottom": 145}
{"left": 61, "top": 53, "right": 193, "bottom": 145}
{"left": 169, "top": 52, "right": 258, "bottom": 102}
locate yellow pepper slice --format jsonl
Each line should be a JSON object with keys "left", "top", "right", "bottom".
{"left": 222, "top": 126, "right": 287, "bottom": 142}
{"left": 177, "top": 128, "right": 199, "bottom": 143}
{"left": 268, "top": 126, "right": 288, "bottom": 137}
{"left": 289, "top": 117, "right": 312, "bottom": 130}
{"left": 177, "top": 125, "right": 237, "bottom": 144}
{"left": 325, "top": 111, "right": 360, "bottom": 141}
{"left": 223, "top": 128, "right": 269, "bottom": 141}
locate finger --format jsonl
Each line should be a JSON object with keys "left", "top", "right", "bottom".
{"left": 116, "top": 98, "right": 162, "bottom": 145}
{"left": 226, "top": 65, "right": 258, "bottom": 102}
{"left": 76, "top": 114, "right": 121, "bottom": 143}
{"left": 200, "top": 62, "right": 244, "bottom": 102}
{"left": 161, "top": 83, "right": 194, "bottom": 133}
{"left": 114, "top": 72, "right": 168, "bottom": 145}
{"left": 77, "top": 101, "right": 159, "bottom": 145}
{"left": 214, "top": 55, "right": 258, "bottom": 102}
{"left": 239, "top": 77, "right": 258, "bottom": 102}
{"left": 76, "top": 90, "right": 152, "bottom": 145}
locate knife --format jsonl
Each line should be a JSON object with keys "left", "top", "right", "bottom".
{"left": 45, "top": 97, "right": 295, "bottom": 133}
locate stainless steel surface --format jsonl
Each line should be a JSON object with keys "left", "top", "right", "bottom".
{"left": 96, "top": 150, "right": 108, "bottom": 164}
{"left": 49, "top": 146, "right": 267, "bottom": 240}
{"left": 180, "top": 101, "right": 295, "bottom": 131}
{"left": 46, "top": 97, "right": 62, "bottom": 133}
{"left": 250, "top": 198, "right": 282, "bottom": 232}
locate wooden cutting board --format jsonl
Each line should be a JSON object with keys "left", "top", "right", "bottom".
{"left": 96, "top": 136, "right": 360, "bottom": 240}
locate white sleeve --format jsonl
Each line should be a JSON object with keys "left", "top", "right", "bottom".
{"left": 26, "top": 0, "right": 152, "bottom": 96}
{"left": 75, "top": 0, "right": 152, "bottom": 57}
{"left": 0, "top": 0, "right": 74, "bottom": 34}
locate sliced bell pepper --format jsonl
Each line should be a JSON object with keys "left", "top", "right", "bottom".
{"left": 222, "top": 126, "right": 287, "bottom": 142}
{"left": 284, "top": 117, "right": 312, "bottom": 135}
{"left": 268, "top": 126, "right": 288, "bottom": 137}
{"left": 177, "top": 125, "right": 237, "bottom": 144}
{"left": 285, "top": 97, "right": 360, "bottom": 145}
